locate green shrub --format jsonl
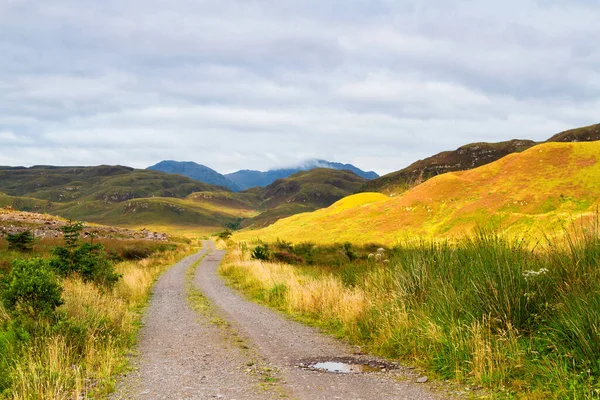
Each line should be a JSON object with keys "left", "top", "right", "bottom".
{"left": 6, "top": 230, "right": 34, "bottom": 252}
{"left": 51, "top": 243, "right": 120, "bottom": 288}
{"left": 342, "top": 242, "right": 358, "bottom": 261}
{"left": 1, "top": 258, "right": 63, "bottom": 320}
{"left": 50, "top": 221, "right": 120, "bottom": 288}
{"left": 217, "top": 230, "right": 233, "bottom": 240}
{"left": 251, "top": 244, "right": 270, "bottom": 261}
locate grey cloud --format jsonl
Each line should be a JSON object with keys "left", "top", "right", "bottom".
{"left": 0, "top": 0, "right": 598, "bottom": 174}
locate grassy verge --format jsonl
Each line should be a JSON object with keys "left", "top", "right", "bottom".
{"left": 0, "top": 237, "right": 198, "bottom": 399}
{"left": 221, "top": 222, "right": 600, "bottom": 399}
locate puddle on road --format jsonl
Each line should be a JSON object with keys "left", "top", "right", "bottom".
{"left": 309, "top": 361, "right": 380, "bottom": 374}
{"left": 298, "top": 358, "right": 397, "bottom": 374}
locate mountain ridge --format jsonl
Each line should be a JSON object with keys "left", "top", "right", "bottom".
{"left": 225, "top": 159, "right": 378, "bottom": 190}
{"left": 147, "top": 160, "right": 240, "bottom": 191}
{"left": 237, "top": 141, "right": 600, "bottom": 244}
{"left": 362, "top": 122, "right": 600, "bottom": 195}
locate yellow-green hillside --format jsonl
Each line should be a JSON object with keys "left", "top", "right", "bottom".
{"left": 237, "top": 141, "right": 600, "bottom": 245}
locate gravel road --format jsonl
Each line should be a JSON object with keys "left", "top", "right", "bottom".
{"left": 113, "top": 241, "right": 445, "bottom": 400}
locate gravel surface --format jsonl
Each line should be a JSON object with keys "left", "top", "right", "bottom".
{"left": 113, "top": 241, "right": 447, "bottom": 400}
{"left": 112, "top": 242, "right": 281, "bottom": 400}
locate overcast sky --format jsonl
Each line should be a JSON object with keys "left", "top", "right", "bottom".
{"left": 1, "top": 0, "right": 599, "bottom": 175}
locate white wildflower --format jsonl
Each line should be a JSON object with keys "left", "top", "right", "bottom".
{"left": 522, "top": 268, "right": 549, "bottom": 281}
{"left": 377, "top": 248, "right": 385, "bottom": 254}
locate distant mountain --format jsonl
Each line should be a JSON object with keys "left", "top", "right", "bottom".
{"left": 242, "top": 168, "right": 368, "bottom": 228}
{"left": 226, "top": 160, "right": 379, "bottom": 191}
{"left": 362, "top": 122, "right": 600, "bottom": 196}
{"left": 147, "top": 160, "right": 240, "bottom": 191}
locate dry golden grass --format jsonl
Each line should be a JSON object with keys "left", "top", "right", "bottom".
{"left": 221, "top": 245, "right": 367, "bottom": 328}
{"left": 1, "top": 242, "right": 196, "bottom": 399}
{"left": 237, "top": 142, "right": 600, "bottom": 245}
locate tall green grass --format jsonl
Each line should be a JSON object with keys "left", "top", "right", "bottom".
{"left": 222, "top": 221, "right": 600, "bottom": 398}
{"left": 0, "top": 239, "right": 196, "bottom": 399}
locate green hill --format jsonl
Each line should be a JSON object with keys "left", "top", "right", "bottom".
{"left": 0, "top": 165, "right": 364, "bottom": 233}
{"left": 0, "top": 165, "right": 217, "bottom": 202}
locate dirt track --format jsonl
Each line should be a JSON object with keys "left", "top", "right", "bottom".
{"left": 113, "top": 241, "right": 445, "bottom": 399}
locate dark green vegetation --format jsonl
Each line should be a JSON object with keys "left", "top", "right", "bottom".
{"left": 0, "top": 165, "right": 216, "bottom": 201}
{"left": 0, "top": 165, "right": 240, "bottom": 229}
{"left": 48, "top": 222, "right": 121, "bottom": 288}
{"left": 0, "top": 221, "right": 185, "bottom": 398}
{"left": 5, "top": 231, "right": 33, "bottom": 253}
{"left": 228, "top": 219, "right": 600, "bottom": 398}
{"left": 0, "top": 165, "right": 368, "bottom": 232}
{"left": 363, "top": 122, "right": 600, "bottom": 195}
{"left": 147, "top": 160, "right": 241, "bottom": 191}
{"left": 224, "top": 159, "right": 378, "bottom": 191}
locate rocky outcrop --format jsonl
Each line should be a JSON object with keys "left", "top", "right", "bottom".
{"left": 0, "top": 207, "right": 167, "bottom": 241}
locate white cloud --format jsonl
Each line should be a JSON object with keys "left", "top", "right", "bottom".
{"left": 0, "top": 0, "right": 598, "bottom": 175}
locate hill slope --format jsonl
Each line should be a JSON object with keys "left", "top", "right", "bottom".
{"left": 363, "top": 122, "right": 600, "bottom": 196}
{"left": 147, "top": 161, "right": 240, "bottom": 191}
{"left": 226, "top": 160, "right": 378, "bottom": 190}
{"left": 362, "top": 140, "right": 536, "bottom": 195}
{"left": 237, "top": 141, "right": 600, "bottom": 244}
{"left": 0, "top": 165, "right": 364, "bottom": 233}
{"left": 546, "top": 122, "right": 600, "bottom": 142}
{"left": 0, "top": 166, "right": 250, "bottom": 232}
{"left": 243, "top": 168, "right": 367, "bottom": 228}
{"left": 0, "top": 165, "right": 219, "bottom": 202}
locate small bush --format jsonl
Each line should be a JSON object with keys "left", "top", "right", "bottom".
{"left": 1, "top": 258, "right": 63, "bottom": 320}
{"left": 251, "top": 244, "right": 270, "bottom": 261}
{"left": 273, "top": 251, "right": 304, "bottom": 265}
{"left": 217, "top": 230, "right": 233, "bottom": 240}
{"left": 343, "top": 242, "right": 358, "bottom": 261}
{"left": 50, "top": 221, "right": 121, "bottom": 288}
{"left": 6, "top": 230, "right": 34, "bottom": 252}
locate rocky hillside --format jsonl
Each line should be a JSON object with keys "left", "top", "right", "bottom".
{"left": 362, "top": 140, "right": 535, "bottom": 195}
{"left": 0, "top": 207, "right": 167, "bottom": 240}
{"left": 546, "top": 123, "right": 600, "bottom": 142}
{"left": 363, "top": 122, "right": 600, "bottom": 195}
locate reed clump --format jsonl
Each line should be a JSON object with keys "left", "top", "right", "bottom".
{"left": 222, "top": 221, "right": 600, "bottom": 398}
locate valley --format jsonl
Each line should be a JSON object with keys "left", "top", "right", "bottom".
{"left": 2, "top": 122, "right": 600, "bottom": 399}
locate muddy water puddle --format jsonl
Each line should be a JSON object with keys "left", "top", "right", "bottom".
{"left": 298, "top": 357, "right": 398, "bottom": 374}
